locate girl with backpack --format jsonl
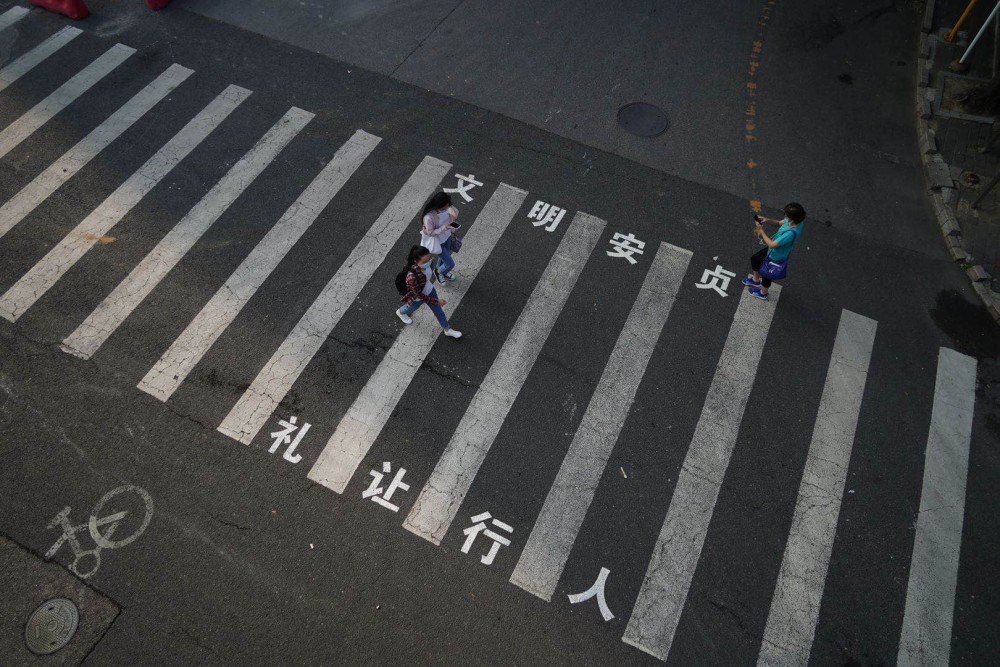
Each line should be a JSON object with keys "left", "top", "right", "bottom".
{"left": 420, "top": 192, "right": 460, "bottom": 285}
{"left": 395, "top": 245, "right": 463, "bottom": 338}
{"left": 743, "top": 202, "right": 806, "bottom": 301}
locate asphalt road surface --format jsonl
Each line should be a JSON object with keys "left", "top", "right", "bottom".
{"left": 0, "top": 1, "right": 997, "bottom": 665}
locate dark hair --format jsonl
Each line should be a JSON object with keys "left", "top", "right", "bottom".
{"left": 783, "top": 202, "right": 806, "bottom": 224}
{"left": 423, "top": 192, "right": 452, "bottom": 216}
{"left": 407, "top": 244, "right": 430, "bottom": 267}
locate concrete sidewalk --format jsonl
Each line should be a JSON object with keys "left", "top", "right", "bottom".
{"left": 918, "top": 0, "right": 1000, "bottom": 324}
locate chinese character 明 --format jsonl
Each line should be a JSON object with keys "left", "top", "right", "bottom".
{"left": 443, "top": 173, "right": 484, "bottom": 202}
{"left": 607, "top": 232, "right": 646, "bottom": 265}
{"left": 695, "top": 264, "right": 737, "bottom": 297}
{"left": 269, "top": 416, "right": 310, "bottom": 463}
{"left": 568, "top": 566, "right": 615, "bottom": 621}
{"left": 460, "top": 511, "right": 513, "bottom": 565}
{"left": 528, "top": 200, "right": 567, "bottom": 232}
{"left": 361, "top": 462, "right": 410, "bottom": 512}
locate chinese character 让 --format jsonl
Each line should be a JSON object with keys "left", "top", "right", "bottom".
{"left": 695, "top": 264, "right": 737, "bottom": 297}
{"left": 461, "top": 511, "right": 513, "bottom": 565}
{"left": 607, "top": 232, "right": 646, "bottom": 265}
{"left": 361, "top": 462, "right": 410, "bottom": 512}
{"left": 443, "top": 173, "right": 484, "bottom": 202}
{"left": 269, "top": 416, "right": 310, "bottom": 464}
{"left": 528, "top": 200, "right": 567, "bottom": 232}
{"left": 568, "top": 566, "right": 615, "bottom": 621}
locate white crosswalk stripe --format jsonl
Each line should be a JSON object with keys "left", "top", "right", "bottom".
{"left": 61, "top": 106, "right": 314, "bottom": 359}
{"left": 0, "top": 43, "right": 135, "bottom": 161}
{"left": 402, "top": 211, "right": 605, "bottom": 545}
{"left": 622, "top": 285, "right": 782, "bottom": 662}
{"left": 0, "top": 26, "right": 82, "bottom": 94}
{"left": 0, "top": 63, "right": 192, "bottom": 240}
{"left": 217, "top": 154, "right": 453, "bottom": 444}
{"left": 307, "top": 183, "right": 528, "bottom": 494}
{"left": 0, "top": 6, "right": 29, "bottom": 32}
{"left": 138, "top": 129, "right": 381, "bottom": 402}
{"left": 897, "top": 348, "right": 977, "bottom": 667}
{"left": 0, "top": 84, "right": 251, "bottom": 323}
{"left": 757, "top": 309, "right": 877, "bottom": 667}
{"left": 510, "top": 241, "right": 693, "bottom": 601}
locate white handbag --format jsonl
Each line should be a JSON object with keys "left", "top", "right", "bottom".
{"left": 420, "top": 232, "right": 442, "bottom": 255}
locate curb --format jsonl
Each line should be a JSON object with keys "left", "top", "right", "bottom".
{"left": 916, "top": 0, "right": 1000, "bottom": 325}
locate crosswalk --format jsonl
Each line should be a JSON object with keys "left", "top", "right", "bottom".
{"left": 0, "top": 14, "right": 981, "bottom": 665}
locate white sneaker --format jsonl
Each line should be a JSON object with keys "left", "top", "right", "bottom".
{"left": 444, "top": 328, "right": 462, "bottom": 339}
{"left": 444, "top": 272, "right": 456, "bottom": 281}
{"left": 396, "top": 308, "right": 412, "bottom": 325}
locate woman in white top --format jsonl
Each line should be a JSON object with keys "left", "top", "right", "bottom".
{"left": 420, "top": 192, "right": 460, "bottom": 285}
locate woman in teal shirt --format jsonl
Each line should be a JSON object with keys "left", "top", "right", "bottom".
{"left": 743, "top": 202, "right": 806, "bottom": 301}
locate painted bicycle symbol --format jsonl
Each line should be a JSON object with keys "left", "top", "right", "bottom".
{"left": 44, "top": 484, "right": 153, "bottom": 579}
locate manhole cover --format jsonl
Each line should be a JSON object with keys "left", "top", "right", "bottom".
{"left": 617, "top": 102, "right": 669, "bottom": 137}
{"left": 25, "top": 598, "right": 79, "bottom": 655}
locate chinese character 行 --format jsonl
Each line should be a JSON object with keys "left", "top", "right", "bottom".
{"left": 361, "top": 461, "right": 410, "bottom": 512}
{"left": 695, "top": 264, "right": 737, "bottom": 297}
{"left": 443, "top": 173, "right": 484, "bottom": 202}
{"left": 607, "top": 232, "right": 646, "bottom": 265}
{"left": 269, "top": 416, "right": 310, "bottom": 463}
{"left": 568, "top": 566, "right": 615, "bottom": 621}
{"left": 460, "top": 511, "right": 513, "bottom": 565}
{"left": 528, "top": 200, "right": 567, "bottom": 232}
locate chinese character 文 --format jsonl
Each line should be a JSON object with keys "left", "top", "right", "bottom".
{"left": 461, "top": 511, "right": 513, "bottom": 565}
{"left": 607, "top": 232, "right": 646, "bottom": 265}
{"left": 269, "top": 416, "right": 310, "bottom": 463}
{"left": 443, "top": 173, "right": 484, "bottom": 202}
{"left": 695, "top": 264, "right": 737, "bottom": 297}
{"left": 528, "top": 200, "right": 567, "bottom": 232}
{"left": 568, "top": 566, "right": 615, "bottom": 621}
{"left": 361, "top": 462, "right": 410, "bottom": 512}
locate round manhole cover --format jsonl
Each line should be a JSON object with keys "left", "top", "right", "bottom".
{"left": 617, "top": 102, "right": 669, "bottom": 137}
{"left": 25, "top": 598, "right": 79, "bottom": 655}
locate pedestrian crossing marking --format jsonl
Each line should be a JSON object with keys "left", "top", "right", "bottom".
{"left": 0, "top": 43, "right": 135, "bottom": 161}
{"left": 62, "top": 106, "right": 314, "bottom": 360}
{"left": 897, "top": 348, "right": 977, "bottom": 667}
{"left": 622, "top": 284, "right": 782, "bottom": 662}
{"left": 402, "top": 211, "right": 606, "bottom": 545}
{"left": 307, "top": 183, "right": 528, "bottom": 494}
{"left": 138, "top": 129, "right": 381, "bottom": 402}
{"left": 0, "top": 26, "right": 82, "bottom": 94}
{"left": 0, "top": 63, "right": 193, "bottom": 241}
{"left": 0, "top": 6, "right": 29, "bottom": 33}
{"left": 510, "top": 241, "right": 693, "bottom": 602}
{"left": 0, "top": 84, "right": 251, "bottom": 323}
{"left": 757, "top": 309, "right": 877, "bottom": 666}
{"left": 217, "top": 154, "right": 453, "bottom": 444}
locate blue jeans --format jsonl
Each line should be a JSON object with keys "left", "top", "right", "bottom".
{"left": 401, "top": 288, "right": 450, "bottom": 329}
{"left": 437, "top": 236, "right": 456, "bottom": 276}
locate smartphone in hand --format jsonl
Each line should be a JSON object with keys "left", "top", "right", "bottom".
{"left": 753, "top": 214, "right": 763, "bottom": 223}
{"left": 450, "top": 222, "right": 462, "bottom": 229}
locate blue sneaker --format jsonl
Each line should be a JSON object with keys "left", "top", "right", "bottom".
{"left": 741, "top": 276, "right": 761, "bottom": 287}
{"left": 748, "top": 287, "right": 769, "bottom": 301}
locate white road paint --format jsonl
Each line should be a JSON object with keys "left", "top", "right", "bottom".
{"left": 757, "top": 309, "right": 877, "bottom": 666}
{"left": 509, "top": 242, "right": 693, "bottom": 601}
{"left": 622, "top": 285, "right": 782, "bottom": 662}
{"left": 0, "top": 27, "right": 83, "bottom": 94}
{"left": 0, "top": 63, "right": 192, "bottom": 240}
{"left": 0, "top": 43, "right": 135, "bottom": 161}
{"left": 0, "top": 6, "right": 29, "bottom": 32}
{"left": 307, "top": 183, "right": 528, "bottom": 494}
{"left": 217, "top": 155, "right": 453, "bottom": 444}
{"left": 138, "top": 129, "right": 380, "bottom": 401}
{"left": 402, "top": 211, "right": 606, "bottom": 545}
{"left": 897, "top": 348, "right": 977, "bottom": 667}
{"left": 0, "top": 85, "right": 250, "bottom": 323}
{"left": 61, "top": 107, "right": 313, "bottom": 359}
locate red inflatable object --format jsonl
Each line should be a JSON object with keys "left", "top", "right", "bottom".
{"left": 146, "top": 0, "right": 171, "bottom": 8}
{"left": 30, "top": 0, "right": 89, "bottom": 20}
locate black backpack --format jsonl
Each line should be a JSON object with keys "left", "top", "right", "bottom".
{"left": 395, "top": 267, "right": 417, "bottom": 296}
